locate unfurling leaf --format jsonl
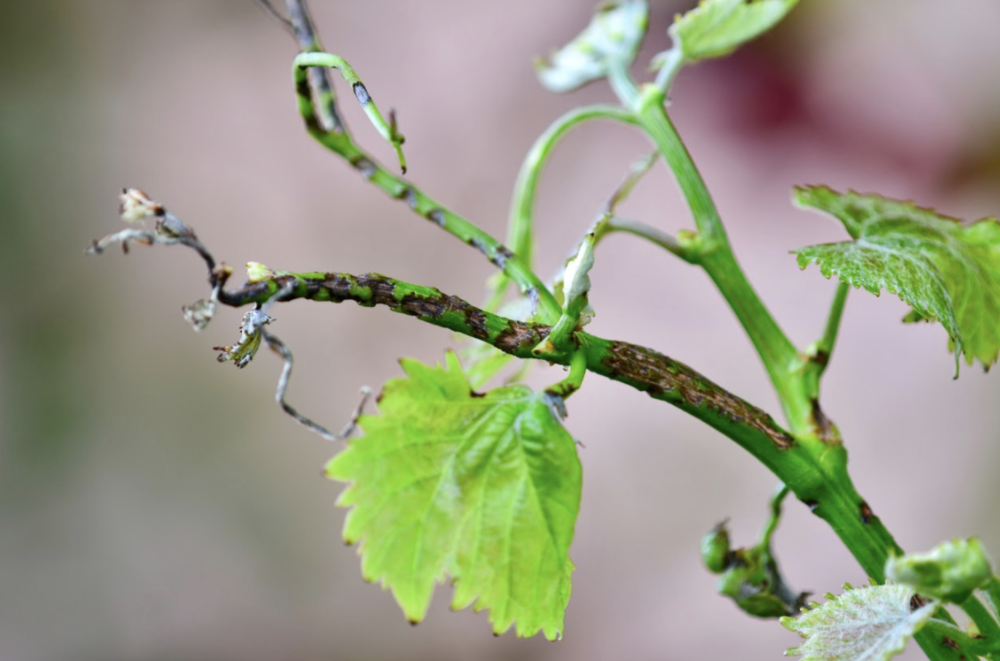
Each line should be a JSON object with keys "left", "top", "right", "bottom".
{"left": 326, "top": 353, "right": 582, "bottom": 640}
{"left": 885, "top": 538, "right": 993, "bottom": 603}
{"left": 535, "top": 0, "right": 648, "bottom": 93}
{"left": 661, "top": 0, "right": 799, "bottom": 64}
{"left": 781, "top": 584, "right": 936, "bottom": 661}
{"left": 793, "top": 186, "right": 1000, "bottom": 371}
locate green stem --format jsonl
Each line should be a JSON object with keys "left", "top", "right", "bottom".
{"left": 294, "top": 53, "right": 406, "bottom": 173}
{"left": 804, "top": 281, "right": 849, "bottom": 384}
{"left": 624, "top": 85, "right": 959, "bottom": 661}
{"left": 292, "top": 57, "right": 562, "bottom": 323}
{"left": 961, "top": 594, "right": 1000, "bottom": 644}
{"left": 653, "top": 47, "right": 685, "bottom": 95}
{"left": 598, "top": 217, "right": 696, "bottom": 263}
{"left": 816, "top": 282, "right": 849, "bottom": 365}
{"left": 923, "top": 619, "right": 993, "bottom": 657}
{"left": 506, "top": 105, "right": 640, "bottom": 273}
{"left": 284, "top": 0, "right": 343, "bottom": 133}
{"left": 987, "top": 577, "right": 1000, "bottom": 617}
{"left": 544, "top": 348, "right": 588, "bottom": 402}
{"left": 489, "top": 104, "right": 640, "bottom": 311}
{"left": 633, "top": 85, "right": 803, "bottom": 424}
{"left": 758, "top": 483, "right": 789, "bottom": 549}
{"left": 607, "top": 59, "right": 640, "bottom": 110}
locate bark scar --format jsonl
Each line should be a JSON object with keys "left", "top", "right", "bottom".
{"left": 602, "top": 341, "right": 795, "bottom": 449}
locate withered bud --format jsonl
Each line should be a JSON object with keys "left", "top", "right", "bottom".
{"left": 182, "top": 295, "right": 218, "bottom": 332}
{"left": 214, "top": 309, "right": 273, "bottom": 368}
{"left": 119, "top": 188, "right": 165, "bottom": 222}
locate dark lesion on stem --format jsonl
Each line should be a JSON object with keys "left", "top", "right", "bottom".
{"left": 599, "top": 341, "right": 796, "bottom": 450}
{"left": 215, "top": 272, "right": 796, "bottom": 451}
{"left": 89, "top": 190, "right": 797, "bottom": 457}
{"left": 218, "top": 273, "right": 549, "bottom": 356}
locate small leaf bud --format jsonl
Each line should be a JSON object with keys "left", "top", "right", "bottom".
{"left": 701, "top": 521, "right": 731, "bottom": 574}
{"left": 885, "top": 537, "right": 993, "bottom": 603}
{"left": 246, "top": 262, "right": 276, "bottom": 284}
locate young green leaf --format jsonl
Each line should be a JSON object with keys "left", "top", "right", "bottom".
{"left": 326, "top": 353, "right": 582, "bottom": 640}
{"left": 885, "top": 538, "right": 993, "bottom": 604}
{"left": 793, "top": 186, "right": 1000, "bottom": 371}
{"left": 663, "top": 0, "right": 799, "bottom": 64}
{"left": 535, "top": 0, "right": 648, "bottom": 93}
{"left": 781, "top": 584, "right": 937, "bottom": 661}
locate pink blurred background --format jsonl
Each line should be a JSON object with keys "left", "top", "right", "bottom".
{"left": 2, "top": 1, "right": 999, "bottom": 659}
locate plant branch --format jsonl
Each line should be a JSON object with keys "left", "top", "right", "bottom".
{"left": 922, "top": 618, "right": 994, "bottom": 657}
{"left": 759, "top": 483, "right": 790, "bottom": 549}
{"left": 816, "top": 282, "right": 849, "bottom": 366}
{"left": 291, "top": 57, "right": 562, "bottom": 324}
{"left": 807, "top": 282, "right": 851, "bottom": 384}
{"left": 988, "top": 578, "right": 1000, "bottom": 619}
{"left": 598, "top": 217, "right": 696, "bottom": 263}
{"left": 253, "top": 0, "right": 294, "bottom": 35}
{"left": 264, "top": 327, "right": 372, "bottom": 441}
{"left": 632, "top": 86, "right": 803, "bottom": 424}
{"left": 283, "top": 0, "right": 343, "bottom": 133}
{"left": 490, "top": 104, "right": 640, "bottom": 310}
{"left": 960, "top": 593, "right": 1000, "bottom": 647}
{"left": 216, "top": 270, "right": 799, "bottom": 450}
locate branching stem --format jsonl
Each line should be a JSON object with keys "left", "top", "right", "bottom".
{"left": 960, "top": 593, "right": 1000, "bottom": 647}
{"left": 759, "top": 483, "right": 789, "bottom": 549}
{"left": 633, "top": 86, "right": 802, "bottom": 420}
{"left": 815, "top": 282, "right": 849, "bottom": 372}
{"left": 507, "top": 106, "right": 639, "bottom": 272}
{"left": 284, "top": 0, "right": 342, "bottom": 132}
{"left": 598, "top": 217, "right": 696, "bottom": 263}
{"left": 292, "top": 57, "right": 562, "bottom": 324}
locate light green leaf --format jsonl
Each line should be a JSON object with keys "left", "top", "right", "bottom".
{"left": 794, "top": 185, "right": 1000, "bottom": 371}
{"left": 666, "top": 0, "right": 799, "bottom": 63}
{"left": 885, "top": 538, "right": 993, "bottom": 603}
{"left": 535, "top": 0, "right": 648, "bottom": 93}
{"left": 781, "top": 584, "right": 937, "bottom": 661}
{"left": 326, "top": 352, "right": 582, "bottom": 640}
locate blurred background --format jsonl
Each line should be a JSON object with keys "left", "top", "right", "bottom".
{"left": 2, "top": 1, "right": 999, "bottom": 659}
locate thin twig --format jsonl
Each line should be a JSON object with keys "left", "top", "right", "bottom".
{"left": 262, "top": 329, "right": 371, "bottom": 441}
{"left": 252, "top": 0, "right": 295, "bottom": 35}
{"left": 603, "top": 151, "right": 658, "bottom": 215}
{"left": 262, "top": 280, "right": 371, "bottom": 441}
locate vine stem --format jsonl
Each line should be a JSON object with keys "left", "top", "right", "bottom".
{"left": 633, "top": 85, "right": 804, "bottom": 423}
{"left": 817, "top": 282, "right": 850, "bottom": 364}
{"left": 759, "top": 483, "right": 790, "bottom": 549}
{"left": 923, "top": 619, "right": 996, "bottom": 657}
{"left": 500, "top": 105, "right": 639, "bottom": 287}
{"left": 283, "top": 0, "right": 343, "bottom": 133}
{"left": 598, "top": 217, "right": 695, "bottom": 263}
{"left": 625, "top": 85, "right": 963, "bottom": 661}
{"left": 961, "top": 593, "right": 1000, "bottom": 646}
{"left": 291, "top": 56, "right": 563, "bottom": 324}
